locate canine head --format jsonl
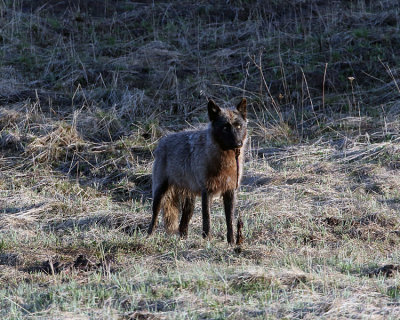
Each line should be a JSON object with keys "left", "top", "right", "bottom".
{"left": 208, "top": 98, "right": 247, "bottom": 151}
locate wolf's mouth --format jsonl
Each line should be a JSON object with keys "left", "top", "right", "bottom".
{"left": 228, "top": 142, "right": 243, "bottom": 150}
{"left": 222, "top": 145, "right": 242, "bottom": 151}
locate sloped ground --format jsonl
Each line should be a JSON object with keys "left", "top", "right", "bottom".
{"left": 1, "top": 0, "right": 400, "bottom": 319}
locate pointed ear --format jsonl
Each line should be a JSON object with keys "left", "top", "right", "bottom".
{"left": 208, "top": 99, "right": 221, "bottom": 121}
{"left": 236, "top": 98, "right": 247, "bottom": 120}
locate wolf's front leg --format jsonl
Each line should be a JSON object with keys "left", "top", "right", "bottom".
{"left": 201, "top": 190, "right": 211, "bottom": 239}
{"left": 223, "top": 190, "right": 236, "bottom": 244}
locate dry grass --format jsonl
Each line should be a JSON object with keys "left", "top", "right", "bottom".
{"left": 1, "top": 0, "right": 400, "bottom": 319}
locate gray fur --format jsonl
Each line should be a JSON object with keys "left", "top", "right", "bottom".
{"left": 148, "top": 98, "right": 247, "bottom": 243}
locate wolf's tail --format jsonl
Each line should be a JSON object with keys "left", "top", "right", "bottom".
{"left": 161, "top": 186, "right": 180, "bottom": 234}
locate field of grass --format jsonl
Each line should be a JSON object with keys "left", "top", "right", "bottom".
{"left": 1, "top": 0, "right": 400, "bottom": 319}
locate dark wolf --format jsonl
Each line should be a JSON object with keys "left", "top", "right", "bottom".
{"left": 147, "top": 98, "right": 247, "bottom": 244}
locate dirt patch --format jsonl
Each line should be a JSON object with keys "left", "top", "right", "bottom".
{"left": 119, "top": 223, "right": 148, "bottom": 236}
{"left": 286, "top": 177, "right": 309, "bottom": 185}
{"left": 23, "top": 254, "right": 115, "bottom": 275}
{"left": 323, "top": 217, "right": 342, "bottom": 226}
{"left": 0, "top": 253, "right": 21, "bottom": 267}
{"left": 123, "top": 311, "right": 164, "bottom": 320}
{"left": 24, "top": 257, "right": 67, "bottom": 275}
{"left": 368, "top": 264, "right": 400, "bottom": 278}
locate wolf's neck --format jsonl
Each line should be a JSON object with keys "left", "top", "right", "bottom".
{"left": 206, "top": 128, "right": 227, "bottom": 156}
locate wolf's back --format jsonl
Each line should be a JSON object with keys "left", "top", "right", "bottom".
{"left": 153, "top": 129, "right": 210, "bottom": 194}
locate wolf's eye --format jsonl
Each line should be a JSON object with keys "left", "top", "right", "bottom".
{"left": 223, "top": 125, "right": 229, "bottom": 131}
{"left": 236, "top": 124, "right": 241, "bottom": 129}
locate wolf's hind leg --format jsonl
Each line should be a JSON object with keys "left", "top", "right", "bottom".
{"left": 148, "top": 180, "right": 169, "bottom": 235}
{"left": 179, "top": 195, "right": 195, "bottom": 238}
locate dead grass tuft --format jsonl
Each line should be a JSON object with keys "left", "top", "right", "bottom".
{"left": 0, "top": 131, "right": 22, "bottom": 150}
{"left": 0, "top": 202, "right": 59, "bottom": 229}
{"left": 229, "top": 267, "right": 310, "bottom": 289}
{"left": 25, "top": 124, "right": 85, "bottom": 163}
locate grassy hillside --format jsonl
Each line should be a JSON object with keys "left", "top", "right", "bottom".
{"left": 1, "top": 0, "right": 400, "bottom": 319}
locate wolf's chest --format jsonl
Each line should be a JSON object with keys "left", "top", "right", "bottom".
{"left": 205, "top": 154, "right": 238, "bottom": 193}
